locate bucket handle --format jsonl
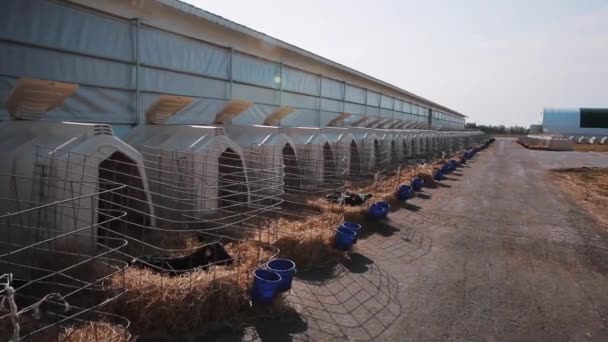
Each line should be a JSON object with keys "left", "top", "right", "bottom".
{"left": 264, "top": 260, "right": 297, "bottom": 275}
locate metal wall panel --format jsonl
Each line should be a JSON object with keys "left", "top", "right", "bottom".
{"left": 280, "top": 108, "right": 318, "bottom": 127}
{"left": 46, "top": 86, "right": 135, "bottom": 123}
{"left": 140, "top": 27, "right": 229, "bottom": 79}
{"left": 366, "top": 91, "right": 380, "bottom": 107}
{"left": 345, "top": 84, "right": 366, "bottom": 104}
{"left": 380, "top": 95, "right": 393, "bottom": 109}
{"left": 365, "top": 106, "right": 379, "bottom": 116}
{"left": 281, "top": 92, "right": 318, "bottom": 110}
{"left": 0, "top": 0, "right": 133, "bottom": 61}
{"left": 233, "top": 104, "right": 277, "bottom": 125}
{"left": 0, "top": 77, "right": 15, "bottom": 120}
{"left": 380, "top": 108, "right": 394, "bottom": 119}
{"left": 139, "top": 67, "right": 227, "bottom": 99}
{"left": 0, "top": 42, "right": 133, "bottom": 89}
{"left": 231, "top": 83, "right": 278, "bottom": 105}
{"left": 321, "top": 78, "right": 344, "bottom": 100}
{"left": 232, "top": 53, "right": 279, "bottom": 89}
{"left": 403, "top": 102, "right": 412, "bottom": 113}
{"left": 282, "top": 67, "right": 320, "bottom": 95}
{"left": 320, "top": 98, "right": 343, "bottom": 113}
{"left": 320, "top": 111, "right": 339, "bottom": 127}
{"left": 343, "top": 113, "right": 365, "bottom": 126}
{"left": 344, "top": 102, "right": 365, "bottom": 116}
{"left": 394, "top": 99, "right": 403, "bottom": 112}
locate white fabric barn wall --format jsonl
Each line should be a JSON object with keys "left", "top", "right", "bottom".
{"left": 0, "top": 0, "right": 465, "bottom": 135}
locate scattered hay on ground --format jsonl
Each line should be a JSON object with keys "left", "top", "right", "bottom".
{"left": 573, "top": 144, "right": 608, "bottom": 153}
{"left": 551, "top": 167, "right": 608, "bottom": 227}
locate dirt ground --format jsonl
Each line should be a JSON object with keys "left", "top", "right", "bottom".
{"left": 552, "top": 167, "right": 608, "bottom": 228}
{"left": 573, "top": 144, "right": 608, "bottom": 152}
{"left": 199, "top": 138, "right": 608, "bottom": 341}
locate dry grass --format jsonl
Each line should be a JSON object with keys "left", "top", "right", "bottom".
{"left": 573, "top": 144, "right": 608, "bottom": 152}
{"left": 552, "top": 167, "right": 608, "bottom": 227}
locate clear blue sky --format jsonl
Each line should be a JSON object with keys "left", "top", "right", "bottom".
{"left": 184, "top": 0, "right": 607, "bottom": 126}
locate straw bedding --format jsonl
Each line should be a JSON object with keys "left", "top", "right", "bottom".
{"left": 271, "top": 211, "right": 344, "bottom": 269}
{"left": 107, "top": 240, "right": 275, "bottom": 335}
{"left": 0, "top": 315, "right": 130, "bottom": 342}
{"left": 58, "top": 321, "right": 132, "bottom": 342}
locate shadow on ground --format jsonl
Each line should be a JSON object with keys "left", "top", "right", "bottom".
{"left": 416, "top": 192, "right": 432, "bottom": 199}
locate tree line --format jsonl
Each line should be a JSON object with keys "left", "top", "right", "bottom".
{"left": 465, "top": 123, "right": 529, "bottom": 135}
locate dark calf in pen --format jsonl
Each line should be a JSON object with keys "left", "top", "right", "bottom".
{"left": 130, "top": 242, "right": 233, "bottom": 276}
{"left": 326, "top": 191, "right": 373, "bottom": 206}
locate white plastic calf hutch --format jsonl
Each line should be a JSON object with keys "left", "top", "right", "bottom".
{"left": 423, "top": 131, "right": 436, "bottom": 157}
{"left": 225, "top": 124, "right": 300, "bottom": 195}
{"left": 372, "top": 129, "right": 395, "bottom": 168}
{"left": 349, "top": 128, "right": 381, "bottom": 173}
{"left": 322, "top": 127, "right": 359, "bottom": 177}
{"left": 400, "top": 131, "right": 415, "bottom": 160}
{"left": 282, "top": 127, "right": 336, "bottom": 189}
{"left": 125, "top": 124, "right": 251, "bottom": 224}
{"left": 377, "top": 129, "right": 404, "bottom": 168}
{"left": 390, "top": 130, "right": 407, "bottom": 163}
{"left": 416, "top": 132, "right": 426, "bottom": 156}
{"left": 0, "top": 120, "right": 155, "bottom": 253}
{"left": 410, "top": 132, "right": 423, "bottom": 158}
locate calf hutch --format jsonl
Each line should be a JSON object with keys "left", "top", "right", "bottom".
{"left": 125, "top": 124, "right": 251, "bottom": 225}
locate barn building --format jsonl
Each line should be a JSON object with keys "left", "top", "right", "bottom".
{"left": 543, "top": 108, "right": 608, "bottom": 139}
{"left": 0, "top": 0, "right": 467, "bottom": 133}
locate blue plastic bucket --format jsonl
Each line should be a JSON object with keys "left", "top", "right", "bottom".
{"left": 376, "top": 201, "right": 390, "bottom": 217}
{"left": 399, "top": 184, "right": 413, "bottom": 193}
{"left": 397, "top": 184, "right": 412, "bottom": 200}
{"left": 411, "top": 177, "right": 424, "bottom": 191}
{"left": 367, "top": 203, "right": 386, "bottom": 221}
{"left": 340, "top": 222, "right": 362, "bottom": 243}
{"left": 251, "top": 269, "right": 281, "bottom": 304}
{"left": 449, "top": 159, "right": 458, "bottom": 169}
{"left": 335, "top": 227, "right": 357, "bottom": 250}
{"left": 434, "top": 170, "right": 445, "bottom": 181}
{"left": 266, "top": 259, "right": 296, "bottom": 292}
{"left": 441, "top": 164, "right": 451, "bottom": 174}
